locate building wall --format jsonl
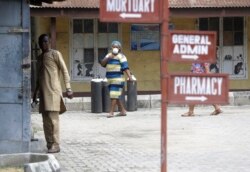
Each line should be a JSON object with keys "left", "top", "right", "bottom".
{"left": 32, "top": 16, "right": 250, "bottom": 93}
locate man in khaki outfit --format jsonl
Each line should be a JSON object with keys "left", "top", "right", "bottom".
{"left": 33, "top": 34, "right": 73, "bottom": 153}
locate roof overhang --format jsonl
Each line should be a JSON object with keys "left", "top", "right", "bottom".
{"left": 29, "top": 0, "right": 65, "bottom": 6}
{"left": 29, "top": 0, "right": 250, "bottom": 18}
{"left": 31, "top": 8, "right": 99, "bottom": 18}
{"left": 171, "top": 7, "right": 250, "bottom": 18}
{"left": 30, "top": 7, "right": 250, "bottom": 18}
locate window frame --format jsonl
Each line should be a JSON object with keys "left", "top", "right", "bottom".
{"left": 199, "top": 17, "right": 248, "bottom": 80}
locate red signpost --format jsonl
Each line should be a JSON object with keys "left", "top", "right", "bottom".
{"left": 99, "top": 0, "right": 162, "bottom": 23}
{"left": 100, "top": 1, "right": 169, "bottom": 172}
{"left": 100, "top": 1, "right": 229, "bottom": 172}
{"left": 168, "top": 73, "right": 229, "bottom": 105}
{"left": 168, "top": 31, "right": 217, "bottom": 63}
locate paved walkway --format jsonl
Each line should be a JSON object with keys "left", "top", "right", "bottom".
{"left": 31, "top": 105, "right": 250, "bottom": 172}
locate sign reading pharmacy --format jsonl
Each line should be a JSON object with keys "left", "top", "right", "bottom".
{"left": 99, "top": 0, "right": 162, "bottom": 23}
{"left": 168, "top": 73, "right": 229, "bottom": 105}
{"left": 168, "top": 31, "right": 217, "bottom": 63}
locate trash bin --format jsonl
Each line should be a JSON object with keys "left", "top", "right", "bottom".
{"left": 91, "top": 78, "right": 103, "bottom": 113}
{"left": 102, "top": 78, "right": 110, "bottom": 113}
{"left": 127, "top": 75, "right": 137, "bottom": 111}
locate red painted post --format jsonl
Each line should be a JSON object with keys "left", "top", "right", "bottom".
{"left": 160, "top": 0, "right": 169, "bottom": 172}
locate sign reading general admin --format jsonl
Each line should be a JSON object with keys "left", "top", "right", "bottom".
{"left": 100, "top": 0, "right": 162, "bottom": 23}
{"left": 168, "top": 73, "right": 229, "bottom": 105}
{"left": 168, "top": 31, "right": 217, "bottom": 63}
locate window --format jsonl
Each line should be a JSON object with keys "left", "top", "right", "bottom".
{"left": 98, "top": 21, "right": 118, "bottom": 33}
{"left": 73, "top": 19, "right": 93, "bottom": 33}
{"left": 98, "top": 48, "right": 108, "bottom": 62}
{"left": 199, "top": 17, "right": 246, "bottom": 79}
{"left": 199, "top": 18, "right": 219, "bottom": 45}
{"left": 71, "top": 19, "right": 120, "bottom": 81}
{"left": 73, "top": 20, "right": 83, "bottom": 33}
{"left": 223, "top": 17, "right": 243, "bottom": 46}
{"left": 131, "top": 24, "right": 160, "bottom": 51}
{"left": 98, "top": 22, "right": 107, "bottom": 33}
{"left": 108, "top": 23, "right": 118, "bottom": 33}
{"left": 84, "top": 20, "right": 94, "bottom": 33}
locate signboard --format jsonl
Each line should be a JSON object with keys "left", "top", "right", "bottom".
{"left": 168, "top": 73, "right": 229, "bottom": 105}
{"left": 168, "top": 30, "right": 217, "bottom": 63}
{"left": 99, "top": 0, "right": 162, "bottom": 23}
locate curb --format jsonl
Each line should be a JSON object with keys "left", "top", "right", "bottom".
{"left": 31, "top": 91, "right": 250, "bottom": 112}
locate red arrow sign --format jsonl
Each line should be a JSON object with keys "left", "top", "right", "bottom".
{"left": 168, "top": 73, "right": 229, "bottom": 105}
{"left": 100, "top": 0, "right": 162, "bottom": 23}
{"left": 168, "top": 30, "right": 217, "bottom": 63}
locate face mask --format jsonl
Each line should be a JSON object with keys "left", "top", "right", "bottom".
{"left": 112, "top": 48, "right": 119, "bottom": 55}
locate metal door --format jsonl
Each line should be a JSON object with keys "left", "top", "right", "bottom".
{"left": 0, "top": 0, "right": 31, "bottom": 153}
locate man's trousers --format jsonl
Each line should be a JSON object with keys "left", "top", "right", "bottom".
{"left": 42, "top": 111, "right": 60, "bottom": 149}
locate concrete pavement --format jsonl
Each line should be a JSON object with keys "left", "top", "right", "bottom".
{"left": 31, "top": 105, "right": 250, "bottom": 172}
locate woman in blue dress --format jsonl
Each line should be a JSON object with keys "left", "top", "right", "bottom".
{"left": 100, "top": 41, "right": 133, "bottom": 118}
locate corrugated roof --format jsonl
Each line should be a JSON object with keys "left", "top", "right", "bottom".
{"left": 30, "top": 0, "right": 99, "bottom": 8}
{"left": 30, "top": 0, "right": 250, "bottom": 8}
{"left": 170, "top": 0, "right": 250, "bottom": 8}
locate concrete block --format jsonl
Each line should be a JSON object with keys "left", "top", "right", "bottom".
{"left": 150, "top": 94, "right": 161, "bottom": 108}
{"left": 228, "top": 92, "right": 234, "bottom": 105}
{"left": 137, "top": 95, "right": 151, "bottom": 108}
{"left": 24, "top": 154, "right": 60, "bottom": 172}
{"left": 233, "top": 91, "right": 250, "bottom": 106}
{"left": 65, "top": 97, "right": 84, "bottom": 111}
{"left": 83, "top": 97, "right": 91, "bottom": 111}
{"left": 0, "top": 153, "right": 60, "bottom": 172}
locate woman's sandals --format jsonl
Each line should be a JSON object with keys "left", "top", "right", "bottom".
{"left": 210, "top": 109, "right": 223, "bottom": 115}
{"left": 181, "top": 112, "right": 195, "bottom": 117}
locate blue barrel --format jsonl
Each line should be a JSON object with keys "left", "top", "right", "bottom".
{"left": 127, "top": 80, "right": 137, "bottom": 111}
{"left": 91, "top": 79, "right": 103, "bottom": 113}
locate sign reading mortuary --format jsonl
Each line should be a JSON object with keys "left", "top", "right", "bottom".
{"left": 168, "top": 73, "right": 229, "bottom": 105}
{"left": 168, "top": 31, "right": 217, "bottom": 63}
{"left": 100, "top": 0, "right": 162, "bottom": 23}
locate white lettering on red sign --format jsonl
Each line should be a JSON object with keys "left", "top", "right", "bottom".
{"left": 174, "top": 76, "right": 223, "bottom": 95}
{"left": 172, "top": 34, "right": 211, "bottom": 56}
{"left": 107, "top": 0, "right": 155, "bottom": 13}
